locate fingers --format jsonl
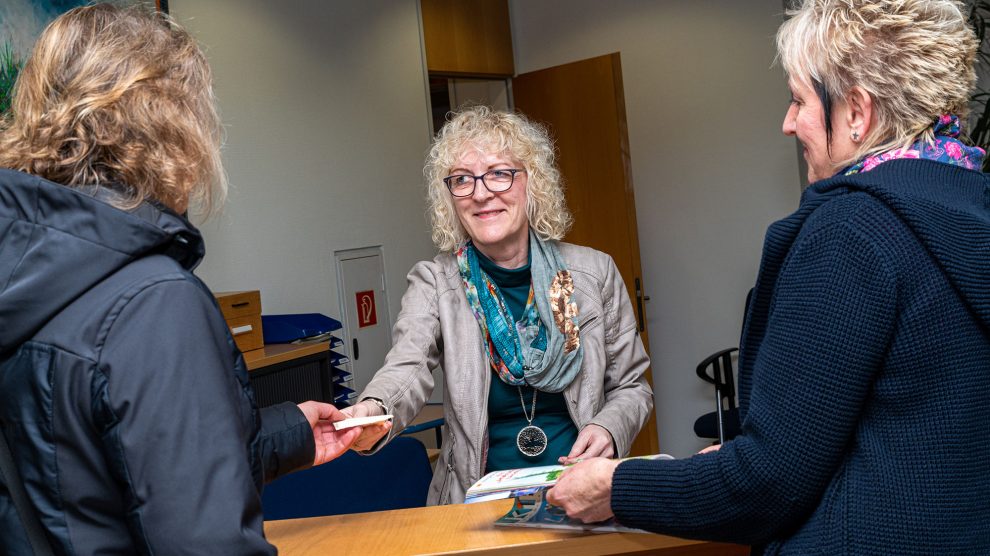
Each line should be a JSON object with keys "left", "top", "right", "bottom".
{"left": 547, "top": 458, "right": 618, "bottom": 523}
{"left": 312, "top": 423, "right": 364, "bottom": 465}
{"left": 298, "top": 401, "right": 338, "bottom": 426}
{"left": 324, "top": 404, "right": 348, "bottom": 421}
{"left": 585, "top": 424, "right": 615, "bottom": 458}
{"left": 580, "top": 437, "right": 605, "bottom": 459}
{"left": 697, "top": 443, "right": 722, "bottom": 455}
{"left": 559, "top": 432, "right": 592, "bottom": 464}
{"left": 331, "top": 427, "right": 363, "bottom": 456}
{"left": 351, "top": 400, "right": 380, "bottom": 418}
{"left": 569, "top": 433, "right": 591, "bottom": 457}
{"left": 340, "top": 427, "right": 362, "bottom": 445}
{"left": 586, "top": 433, "right": 613, "bottom": 458}
{"left": 352, "top": 420, "right": 391, "bottom": 451}
{"left": 561, "top": 425, "right": 614, "bottom": 464}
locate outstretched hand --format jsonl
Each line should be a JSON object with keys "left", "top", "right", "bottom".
{"left": 340, "top": 399, "right": 392, "bottom": 452}
{"left": 297, "top": 401, "right": 366, "bottom": 466}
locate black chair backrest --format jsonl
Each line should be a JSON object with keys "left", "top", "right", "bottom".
{"left": 695, "top": 347, "right": 738, "bottom": 444}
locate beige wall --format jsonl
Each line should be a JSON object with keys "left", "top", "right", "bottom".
{"left": 170, "top": 0, "right": 436, "bottom": 324}
{"left": 510, "top": 0, "right": 802, "bottom": 456}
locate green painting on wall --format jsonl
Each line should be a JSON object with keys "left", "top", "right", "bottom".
{"left": 0, "top": 1, "right": 166, "bottom": 113}
{"left": 0, "top": 1, "right": 89, "bottom": 112}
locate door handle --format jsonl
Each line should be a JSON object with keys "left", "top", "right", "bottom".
{"left": 634, "top": 278, "right": 645, "bottom": 332}
{"left": 352, "top": 338, "right": 360, "bottom": 360}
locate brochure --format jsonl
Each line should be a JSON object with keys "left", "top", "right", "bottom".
{"left": 494, "top": 488, "right": 646, "bottom": 532}
{"left": 465, "top": 454, "right": 673, "bottom": 532}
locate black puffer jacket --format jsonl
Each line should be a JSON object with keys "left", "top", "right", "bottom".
{"left": 0, "top": 169, "right": 313, "bottom": 555}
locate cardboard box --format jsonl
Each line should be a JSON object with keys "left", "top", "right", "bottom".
{"left": 213, "top": 290, "right": 264, "bottom": 352}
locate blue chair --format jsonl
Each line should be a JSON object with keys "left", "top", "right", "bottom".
{"left": 400, "top": 417, "right": 445, "bottom": 448}
{"left": 262, "top": 435, "right": 433, "bottom": 520}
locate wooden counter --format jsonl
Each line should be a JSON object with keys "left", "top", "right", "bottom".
{"left": 264, "top": 498, "right": 748, "bottom": 555}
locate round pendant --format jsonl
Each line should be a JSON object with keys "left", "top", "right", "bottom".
{"left": 516, "top": 425, "right": 548, "bottom": 457}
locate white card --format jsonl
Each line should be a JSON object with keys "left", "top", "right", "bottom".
{"left": 332, "top": 414, "right": 393, "bottom": 430}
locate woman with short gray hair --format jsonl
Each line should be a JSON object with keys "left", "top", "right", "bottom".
{"left": 548, "top": 1, "right": 990, "bottom": 553}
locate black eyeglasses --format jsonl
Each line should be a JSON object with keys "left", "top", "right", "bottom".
{"left": 442, "top": 169, "right": 525, "bottom": 198}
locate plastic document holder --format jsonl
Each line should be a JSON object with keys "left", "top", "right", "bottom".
{"left": 333, "top": 386, "right": 357, "bottom": 405}
{"left": 261, "top": 313, "right": 342, "bottom": 344}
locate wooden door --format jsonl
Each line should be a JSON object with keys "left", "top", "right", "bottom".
{"left": 514, "top": 53, "right": 659, "bottom": 456}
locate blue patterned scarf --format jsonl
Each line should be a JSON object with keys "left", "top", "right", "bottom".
{"left": 456, "top": 230, "right": 583, "bottom": 393}
{"left": 843, "top": 114, "right": 984, "bottom": 175}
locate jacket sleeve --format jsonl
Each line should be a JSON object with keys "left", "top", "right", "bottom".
{"left": 586, "top": 255, "right": 655, "bottom": 457}
{"left": 610, "top": 222, "right": 897, "bottom": 544}
{"left": 97, "top": 275, "right": 276, "bottom": 555}
{"left": 356, "top": 261, "right": 443, "bottom": 450}
{"left": 259, "top": 401, "right": 315, "bottom": 483}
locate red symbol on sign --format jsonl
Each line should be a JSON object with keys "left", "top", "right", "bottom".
{"left": 356, "top": 290, "right": 377, "bottom": 328}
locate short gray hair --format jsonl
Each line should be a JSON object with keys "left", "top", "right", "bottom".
{"left": 776, "top": 0, "right": 978, "bottom": 164}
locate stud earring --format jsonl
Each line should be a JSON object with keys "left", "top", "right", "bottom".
{"left": 851, "top": 130, "right": 860, "bottom": 141}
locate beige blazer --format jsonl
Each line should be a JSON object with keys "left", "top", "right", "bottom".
{"left": 359, "top": 242, "right": 654, "bottom": 505}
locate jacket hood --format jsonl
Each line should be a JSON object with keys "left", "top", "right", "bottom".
{"left": 0, "top": 168, "right": 205, "bottom": 355}
{"left": 809, "top": 159, "right": 990, "bottom": 334}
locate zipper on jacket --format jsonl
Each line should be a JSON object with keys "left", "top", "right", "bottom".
{"left": 439, "top": 433, "right": 456, "bottom": 505}
{"left": 563, "top": 315, "right": 593, "bottom": 430}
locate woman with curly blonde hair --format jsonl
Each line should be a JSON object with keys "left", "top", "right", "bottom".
{"left": 0, "top": 5, "right": 360, "bottom": 553}
{"left": 550, "top": 1, "right": 990, "bottom": 553}
{"left": 342, "top": 105, "right": 654, "bottom": 505}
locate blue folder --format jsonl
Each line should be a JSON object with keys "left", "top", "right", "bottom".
{"left": 261, "top": 313, "right": 342, "bottom": 344}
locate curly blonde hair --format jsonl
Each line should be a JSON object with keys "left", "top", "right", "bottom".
{"left": 0, "top": 3, "right": 225, "bottom": 215}
{"left": 425, "top": 105, "right": 572, "bottom": 252}
{"left": 776, "top": 0, "right": 979, "bottom": 165}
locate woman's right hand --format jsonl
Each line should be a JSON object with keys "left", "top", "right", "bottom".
{"left": 697, "top": 443, "right": 722, "bottom": 455}
{"left": 341, "top": 399, "right": 392, "bottom": 452}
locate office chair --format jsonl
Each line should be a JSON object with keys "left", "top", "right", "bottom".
{"left": 693, "top": 347, "right": 741, "bottom": 445}
{"left": 261, "top": 435, "right": 433, "bottom": 520}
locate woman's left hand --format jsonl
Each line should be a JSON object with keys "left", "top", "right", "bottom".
{"left": 297, "top": 401, "right": 363, "bottom": 466}
{"left": 559, "top": 424, "right": 614, "bottom": 465}
{"left": 546, "top": 457, "right": 620, "bottom": 522}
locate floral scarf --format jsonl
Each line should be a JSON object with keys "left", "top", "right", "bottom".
{"left": 456, "top": 230, "right": 583, "bottom": 393}
{"left": 843, "top": 114, "right": 985, "bottom": 175}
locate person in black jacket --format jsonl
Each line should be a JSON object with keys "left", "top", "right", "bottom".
{"left": 0, "top": 5, "right": 368, "bottom": 554}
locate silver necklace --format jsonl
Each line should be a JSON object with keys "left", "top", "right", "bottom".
{"left": 516, "top": 386, "right": 548, "bottom": 457}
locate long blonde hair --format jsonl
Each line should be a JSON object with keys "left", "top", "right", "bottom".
{"left": 425, "top": 105, "right": 572, "bottom": 252}
{"left": 0, "top": 3, "right": 226, "bottom": 215}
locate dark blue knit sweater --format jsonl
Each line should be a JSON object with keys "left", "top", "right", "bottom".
{"left": 612, "top": 160, "right": 990, "bottom": 555}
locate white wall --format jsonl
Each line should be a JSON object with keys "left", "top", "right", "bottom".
{"left": 510, "top": 0, "right": 802, "bottom": 457}
{"left": 170, "top": 0, "right": 436, "bottom": 326}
